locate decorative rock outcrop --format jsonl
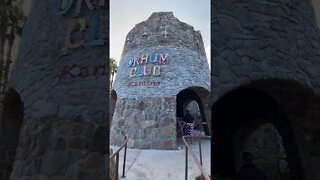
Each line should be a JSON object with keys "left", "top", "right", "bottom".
{"left": 212, "top": 0, "right": 320, "bottom": 102}
{"left": 0, "top": 0, "right": 108, "bottom": 179}
{"left": 212, "top": 1, "right": 320, "bottom": 180}
{"left": 110, "top": 12, "right": 210, "bottom": 149}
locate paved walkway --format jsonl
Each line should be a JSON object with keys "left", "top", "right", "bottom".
{"left": 110, "top": 138, "right": 211, "bottom": 180}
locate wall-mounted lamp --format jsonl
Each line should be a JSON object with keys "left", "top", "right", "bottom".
{"left": 142, "top": 27, "right": 149, "bottom": 37}
{"left": 160, "top": 26, "right": 168, "bottom": 38}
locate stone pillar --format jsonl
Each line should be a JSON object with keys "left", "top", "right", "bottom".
{"left": 110, "top": 12, "right": 210, "bottom": 149}
{"left": 212, "top": 0, "right": 320, "bottom": 179}
{"left": 3, "top": 0, "right": 108, "bottom": 179}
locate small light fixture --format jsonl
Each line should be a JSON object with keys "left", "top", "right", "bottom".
{"left": 160, "top": 26, "right": 168, "bottom": 38}
{"left": 142, "top": 27, "right": 148, "bottom": 37}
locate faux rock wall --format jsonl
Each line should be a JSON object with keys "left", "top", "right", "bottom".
{"left": 2, "top": 0, "right": 108, "bottom": 179}
{"left": 247, "top": 80, "right": 320, "bottom": 180}
{"left": 234, "top": 123, "right": 288, "bottom": 180}
{"left": 113, "top": 12, "right": 210, "bottom": 99}
{"left": 212, "top": 1, "right": 320, "bottom": 179}
{"left": 212, "top": 0, "right": 320, "bottom": 103}
{"left": 110, "top": 97, "right": 176, "bottom": 149}
{"left": 111, "top": 12, "right": 210, "bottom": 149}
{"left": 9, "top": 0, "right": 108, "bottom": 120}
{"left": 10, "top": 117, "right": 107, "bottom": 180}
{"left": 114, "top": 46, "right": 210, "bottom": 98}
{"left": 122, "top": 12, "right": 207, "bottom": 58}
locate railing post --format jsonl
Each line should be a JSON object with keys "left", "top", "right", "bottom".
{"left": 199, "top": 139, "right": 204, "bottom": 180}
{"left": 182, "top": 136, "right": 211, "bottom": 180}
{"left": 110, "top": 134, "right": 129, "bottom": 180}
{"left": 185, "top": 145, "right": 188, "bottom": 180}
{"left": 122, "top": 139, "right": 127, "bottom": 178}
{"left": 115, "top": 153, "right": 119, "bottom": 180}
{"left": 199, "top": 139, "right": 203, "bottom": 166}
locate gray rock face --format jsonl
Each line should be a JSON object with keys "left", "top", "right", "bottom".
{"left": 1, "top": 0, "right": 108, "bottom": 179}
{"left": 212, "top": 1, "right": 320, "bottom": 180}
{"left": 114, "top": 46, "right": 210, "bottom": 98}
{"left": 234, "top": 123, "right": 287, "bottom": 180}
{"left": 114, "top": 12, "right": 210, "bottom": 99}
{"left": 111, "top": 12, "right": 210, "bottom": 149}
{"left": 123, "top": 12, "right": 206, "bottom": 57}
{"left": 111, "top": 97, "right": 177, "bottom": 149}
{"left": 212, "top": 0, "right": 320, "bottom": 103}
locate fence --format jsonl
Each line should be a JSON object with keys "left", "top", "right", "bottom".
{"left": 182, "top": 135, "right": 211, "bottom": 180}
{"left": 109, "top": 134, "right": 129, "bottom": 180}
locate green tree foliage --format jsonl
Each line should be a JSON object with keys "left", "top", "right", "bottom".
{"left": 0, "top": 0, "right": 24, "bottom": 101}
{"left": 109, "top": 58, "right": 118, "bottom": 90}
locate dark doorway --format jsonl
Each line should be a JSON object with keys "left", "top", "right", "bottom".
{"left": 176, "top": 88, "right": 210, "bottom": 136}
{"left": 212, "top": 88, "right": 303, "bottom": 180}
{"left": 110, "top": 90, "right": 117, "bottom": 122}
{"left": 0, "top": 89, "right": 24, "bottom": 180}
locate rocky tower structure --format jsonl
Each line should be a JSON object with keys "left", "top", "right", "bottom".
{"left": 110, "top": 12, "right": 210, "bottom": 149}
{"left": 0, "top": 0, "right": 108, "bottom": 179}
{"left": 212, "top": 0, "right": 320, "bottom": 180}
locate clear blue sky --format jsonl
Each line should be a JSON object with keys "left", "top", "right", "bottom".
{"left": 110, "top": 0, "right": 211, "bottom": 67}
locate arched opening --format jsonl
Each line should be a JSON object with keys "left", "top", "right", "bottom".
{"left": 186, "top": 101, "right": 203, "bottom": 133}
{"left": 212, "top": 88, "right": 303, "bottom": 180}
{"left": 234, "top": 123, "right": 290, "bottom": 180}
{"left": 110, "top": 90, "right": 117, "bottom": 123}
{"left": 0, "top": 89, "right": 24, "bottom": 180}
{"left": 176, "top": 87, "right": 210, "bottom": 137}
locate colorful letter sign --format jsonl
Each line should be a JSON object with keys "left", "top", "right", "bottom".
{"left": 57, "top": 0, "right": 106, "bottom": 48}
{"left": 128, "top": 53, "right": 169, "bottom": 78}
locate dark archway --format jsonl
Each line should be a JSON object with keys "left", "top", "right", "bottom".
{"left": 176, "top": 87, "right": 210, "bottom": 135}
{"left": 233, "top": 122, "right": 289, "bottom": 179}
{"left": 0, "top": 89, "right": 24, "bottom": 180}
{"left": 212, "top": 88, "right": 303, "bottom": 180}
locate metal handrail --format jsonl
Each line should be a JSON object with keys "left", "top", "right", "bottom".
{"left": 182, "top": 135, "right": 211, "bottom": 180}
{"left": 110, "top": 134, "right": 129, "bottom": 180}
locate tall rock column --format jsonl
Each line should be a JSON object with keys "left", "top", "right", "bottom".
{"left": 110, "top": 12, "right": 210, "bottom": 149}
{"left": 1, "top": 0, "right": 109, "bottom": 179}
{"left": 212, "top": 0, "right": 320, "bottom": 179}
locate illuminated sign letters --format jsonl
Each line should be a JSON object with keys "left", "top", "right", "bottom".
{"left": 128, "top": 53, "right": 169, "bottom": 78}
{"left": 57, "top": 0, "right": 106, "bottom": 48}
{"left": 60, "top": 64, "right": 107, "bottom": 79}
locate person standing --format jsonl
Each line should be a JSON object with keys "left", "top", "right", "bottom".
{"left": 183, "top": 110, "right": 195, "bottom": 136}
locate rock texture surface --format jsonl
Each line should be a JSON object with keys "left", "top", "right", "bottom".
{"left": 114, "top": 46, "right": 209, "bottom": 98}
{"left": 212, "top": 1, "right": 320, "bottom": 180}
{"left": 0, "top": 0, "right": 108, "bottom": 179}
{"left": 111, "top": 12, "right": 210, "bottom": 149}
{"left": 234, "top": 123, "right": 288, "bottom": 180}
{"left": 111, "top": 97, "right": 177, "bottom": 149}
{"left": 212, "top": 0, "right": 320, "bottom": 102}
